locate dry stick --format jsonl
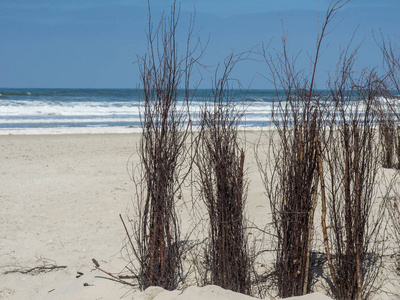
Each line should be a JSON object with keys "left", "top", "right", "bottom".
{"left": 120, "top": 214, "right": 145, "bottom": 285}
{"left": 390, "top": 127, "right": 394, "bottom": 167}
{"left": 343, "top": 125, "right": 352, "bottom": 299}
{"left": 299, "top": 123, "right": 304, "bottom": 163}
{"left": 94, "top": 265, "right": 136, "bottom": 287}
{"left": 303, "top": 166, "right": 318, "bottom": 295}
{"left": 120, "top": 214, "right": 136, "bottom": 254}
{"left": 299, "top": 122, "right": 305, "bottom": 294}
{"left": 397, "top": 126, "right": 400, "bottom": 167}
{"left": 4, "top": 265, "right": 67, "bottom": 275}
{"left": 316, "top": 136, "right": 337, "bottom": 288}
{"left": 301, "top": 122, "right": 312, "bottom": 295}
{"left": 239, "top": 148, "right": 245, "bottom": 184}
{"left": 120, "top": 213, "right": 143, "bottom": 269}
{"left": 353, "top": 120, "right": 362, "bottom": 300}
{"left": 386, "top": 125, "right": 393, "bottom": 167}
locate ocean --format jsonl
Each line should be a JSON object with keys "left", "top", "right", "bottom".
{"left": 0, "top": 88, "right": 275, "bottom": 135}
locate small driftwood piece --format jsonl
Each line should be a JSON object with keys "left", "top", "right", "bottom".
{"left": 4, "top": 264, "right": 67, "bottom": 275}
{"left": 92, "top": 258, "right": 136, "bottom": 287}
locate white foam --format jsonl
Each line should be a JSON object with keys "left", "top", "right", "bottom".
{"left": 0, "top": 117, "right": 140, "bottom": 124}
{"left": 0, "top": 126, "right": 143, "bottom": 135}
{"left": 0, "top": 100, "right": 141, "bottom": 117}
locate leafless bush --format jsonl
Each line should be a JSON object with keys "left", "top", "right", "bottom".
{"left": 124, "top": 1, "right": 204, "bottom": 290}
{"left": 321, "top": 52, "right": 387, "bottom": 298}
{"left": 376, "top": 34, "right": 400, "bottom": 168}
{"left": 195, "top": 53, "right": 252, "bottom": 295}
{"left": 258, "top": 66, "right": 321, "bottom": 297}
{"left": 256, "top": 1, "right": 350, "bottom": 297}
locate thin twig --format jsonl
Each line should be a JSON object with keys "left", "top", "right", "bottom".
{"left": 4, "top": 265, "right": 67, "bottom": 275}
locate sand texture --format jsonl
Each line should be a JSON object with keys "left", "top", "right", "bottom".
{"left": 0, "top": 132, "right": 398, "bottom": 299}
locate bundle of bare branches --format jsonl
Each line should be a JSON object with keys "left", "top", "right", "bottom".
{"left": 377, "top": 34, "right": 400, "bottom": 169}
{"left": 258, "top": 76, "right": 322, "bottom": 297}
{"left": 257, "top": 3, "right": 333, "bottom": 295}
{"left": 195, "top": 54, "right": 252, "bottom": 295}
{"left": 322, "top": 57, "right": 387, "bottom": 299}
{"left": 378, "top": 30, "right": 400, "bottom": 284}
{"left": 126, "top": 1, "right": 204, "bottom": 290}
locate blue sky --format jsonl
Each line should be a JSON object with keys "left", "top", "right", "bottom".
{"left": 1, "top": 0, "right": 399, "bottom": 89}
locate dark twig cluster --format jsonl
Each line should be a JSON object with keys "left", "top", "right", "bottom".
{"left": 256, "top": 0, "right": 344, "bottom": 295}
{"left": 323, "top": 56, "right": 387, "bottom": 299}
{"left": 3, "top": 264, "right": 67, "bottom": 275}
{"left": 377, "top": 33, "right": 400, "bottom": 168}
{"left": 257, "top": 1, "right": 388, "bottom": 299}
{"left": 110, "top": 0, "right": 400, "bottom": 298}
{"left": 195, "top": 54, "right": 251, "bottom": 295}
{"left": 125, "top": 1, "right": 204, "bottom": 291}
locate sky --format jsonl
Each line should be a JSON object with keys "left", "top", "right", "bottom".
{"left": 0, "top": 0, "right": 399, "bottom": 89}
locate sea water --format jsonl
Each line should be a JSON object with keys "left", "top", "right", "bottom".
{"left": 1, "top": 88, "right": 389, "bottom": 135}
{"left": 0, "top": 88, "right": 276, "bottom": 135}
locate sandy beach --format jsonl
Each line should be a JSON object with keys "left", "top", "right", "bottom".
{"left": 1, "top": 134, "right": 142, "bottom": 299}
{"left": 0, "top": 132, "right": 266, "bottom": 299}
{"left": 0, "top": 132, "right": 398, "bottom": 299}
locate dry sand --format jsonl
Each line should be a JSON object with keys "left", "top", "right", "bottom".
{"left": 0, "top": 132, "right": 397, "bottom": 299}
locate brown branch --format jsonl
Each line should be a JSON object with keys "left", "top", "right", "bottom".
{"left": 303, "top": 170, "right": 318, "bottom": 295}
{"left": 94, "top": 265, "right": 136, "bottom": 287}
{"left": 353, "top": 120, "right": 362, "bottom": 300}
{"left": 316, "top": 136, "right": 337, "bottom": 288}
{"left": 4, "top": 265, "right": 67, "bottom": 275}
{"left": 120, "top": 214, "right": 138, "bottom": 259}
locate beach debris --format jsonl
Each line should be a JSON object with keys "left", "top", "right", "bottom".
{"left": 76, "top": 271, "right": 84, "bottom": 278}
{"left": 118, "top": 275, "right": 136, "bottom": 279}
{"left": 3, "top": 264, "right": 67, "bottom": 275}
{"left": 92, "top": 257, "right": 136, "bottom": 287}
{"left": 83, "top": 282, "right": 94, "bottom": 287}
{"left": 2, "top": 258, "right": 67, "bottom": 276}
{"left": 92, "top": 258, "right": 100, "bottom": 268}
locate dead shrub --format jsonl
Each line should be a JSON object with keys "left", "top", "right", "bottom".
{"left": 195, "top": 53, "right": 252, "bottom": 295}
